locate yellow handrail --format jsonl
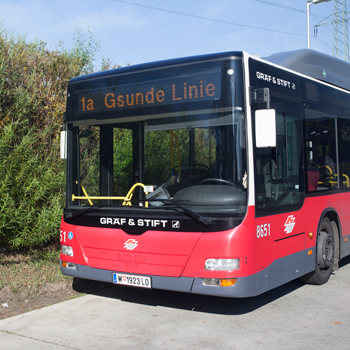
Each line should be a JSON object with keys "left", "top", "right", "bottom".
{"left": 319, "top": 165, "right": 333, "bottom": 174}
{"left": 318, "top": 165, "right": 336, "bottom": 185}
{"left": 317, "top": 167, "right": 350, "bottom": 187}
{"left": 123, "top": 183, "right": 149, "bottom": 207}
{"left": 81, "top": 185, "right": 93, "bottom": 206}
{"left": 73, "top": 195, "right": 129, "bottom": 201}
{"left": 72, "top": 182, "right": 149, "bottom": 207}
{"left": 75, "top": 181, "right": 93, "bottom": 205}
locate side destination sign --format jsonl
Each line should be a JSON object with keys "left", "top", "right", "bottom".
{"left": 74, "top": 66, "right": 221, "bottom": 115}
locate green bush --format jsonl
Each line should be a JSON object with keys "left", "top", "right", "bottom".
{"left": 0, "top": 26, "right": 101, "bottom": 250}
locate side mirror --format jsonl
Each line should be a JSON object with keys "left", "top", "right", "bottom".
{"left": 255, "top": 109, "right": 276, "bottom": 148}
{"left": 60, "top": 130, "right": 67, "bottom": 159}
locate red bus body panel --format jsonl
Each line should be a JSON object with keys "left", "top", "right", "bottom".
{"left": 61, "top": 222, "right": 203, "bottom": 277}
{"left": 60, "top": 193, "right": 350, "bottom": 296}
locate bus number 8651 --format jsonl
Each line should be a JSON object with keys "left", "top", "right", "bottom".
{"left": 257, "top": 223, "right": 270, "bottom": 238}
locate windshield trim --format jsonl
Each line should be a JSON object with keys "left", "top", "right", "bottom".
{"left": 65, "top": 58, "right": 247, "bottom": 221}
{"left": 71, "top": 107, "right": 233, "bottom": 127}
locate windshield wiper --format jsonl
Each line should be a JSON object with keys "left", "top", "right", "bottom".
{"left": 65, "top": 200, "right": 212, "bottom": 226}
{"left": 65, "top": 206, "right": 103, "bottom": 221}
{"left": 134, "top": 198, "right": 212, "bottom": 226}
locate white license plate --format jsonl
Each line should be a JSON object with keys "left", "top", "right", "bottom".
{"left": 112, "top": 273, "right": 151, "bottom": 289}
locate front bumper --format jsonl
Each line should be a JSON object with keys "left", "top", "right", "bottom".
{"left": 61, "top": 262, "right": 258, "bottom": 298}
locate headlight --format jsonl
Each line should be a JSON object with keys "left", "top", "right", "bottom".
{"left": 61, "top": 245, "right": 74, "bottom": 257}
{"left": 205, "top": 259, "right": 217, "bottom": 270}
{"left": 205, "top": 258, "right": 239, "bottom": 271}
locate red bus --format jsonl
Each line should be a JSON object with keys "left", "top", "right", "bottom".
{"left": 60, "top": 49, "right": 350, "bottom": 297}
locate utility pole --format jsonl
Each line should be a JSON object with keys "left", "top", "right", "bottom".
{"left": 334, "top": 0, "right": 349, "bottom": 60}
{"left": 307, "top": 0, "right": 332, "bottom": 49}
{"left": 315, "top": 0, "right": 350, "bottom": 61}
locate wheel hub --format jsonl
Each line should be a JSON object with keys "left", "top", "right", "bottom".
{"left": 317, "top": 230, "right": 334, "bottom": 269}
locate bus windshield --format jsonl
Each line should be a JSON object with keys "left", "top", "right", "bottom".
{"left": 66, "top": 58, "right": 247, "bottom": 215}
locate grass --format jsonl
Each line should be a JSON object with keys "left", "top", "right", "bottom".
{"left": 0, "top": 243, "right": 112, "bottom": 319}
{"left": 0, "top": 245, "right": 71, "bottom": 296}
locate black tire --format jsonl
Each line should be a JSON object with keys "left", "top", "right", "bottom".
{"left": 300, "top": 217, "right": 335, "bottom": 285}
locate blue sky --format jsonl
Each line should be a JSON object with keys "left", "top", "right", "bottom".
{"left": 0, "top": 0, "right": 337, "bottom": 69}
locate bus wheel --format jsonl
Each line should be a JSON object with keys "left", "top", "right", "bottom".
{"left": 300, "top": 217, "right": 335, "bottom": 285}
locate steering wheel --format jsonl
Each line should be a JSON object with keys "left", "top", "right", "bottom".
{"left": 200, "top": 178, "right": 237, "bottom": 187}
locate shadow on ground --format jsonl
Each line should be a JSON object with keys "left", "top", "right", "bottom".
{"left": 72, "top": 256, "right": 349, "bottom": 316}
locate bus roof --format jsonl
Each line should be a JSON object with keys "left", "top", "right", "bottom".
{"left": 69, "top": 51, "right": 243, "bottom": 84}
{"left": 69, "top": 49, "right": 350, "bottom": 91}
{"left": 264, "top": 49, "right": 350, "bottom": 91}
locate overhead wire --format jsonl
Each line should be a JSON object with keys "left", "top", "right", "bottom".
{"left": 253, "top": 0, "right": 331, "bottom": 28}
{"left": 112, "top": 0, "right": 337, "bottom": 52}
{"left": 314, "top": 36, "right": 334, "bottom": 52}
{"left": 252, "top": 0, "right": 305, "bottom": 13}
{"left": 112, "top": 0, "right": 305, "bottom": 37}
{"left": 252, "top": 0, "right": 333, "bottom": 51}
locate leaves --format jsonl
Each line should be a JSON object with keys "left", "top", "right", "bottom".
{"left": 0, "top": 25, "right": 102, "bottom": 250}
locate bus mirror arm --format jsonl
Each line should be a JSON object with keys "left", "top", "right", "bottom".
{"left": 250, "top": 87, "right": 270, "bottom": 109}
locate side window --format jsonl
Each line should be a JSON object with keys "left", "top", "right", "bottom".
{"left": 304, "top": 81, "right": 339, "bottom": 192}
{"left": 338, "top": 86, "right": 350, "bottom": 191}
{"left": 254, "top": 110, "right": 304, "bottom": 216}
{"left": 339, "top": 119, "right": 350, "bottom": 190}
{"left": 305, "top": 113, "right": 338, "bottom": 191}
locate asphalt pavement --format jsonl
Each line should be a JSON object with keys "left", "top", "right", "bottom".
{"left": 1, "top": 257, "right": 350, "bottom": 350}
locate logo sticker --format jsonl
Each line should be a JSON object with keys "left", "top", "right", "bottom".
{"left": 68, "top": 231, "right": 74, "bottom": 240}
{"left": 124, "top": 239, "right": 138, "bottom": 250}
{"left": 172, "top": 221, "right": 180, "bottom": 229}
{"left": 284, "top": 215, "right": 296, "bottom": 234}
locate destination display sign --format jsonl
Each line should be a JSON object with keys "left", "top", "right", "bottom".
{"left": 75, "top": 66, "right": 222, "bottom": 115}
